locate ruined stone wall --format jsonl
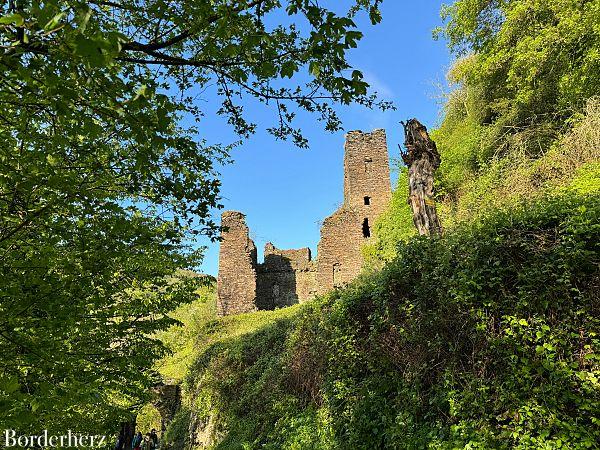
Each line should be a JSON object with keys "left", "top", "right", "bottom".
{"left": 216, "top": 211, "right": 258, "bottom": 316}
{"left": 256, "top": 243, "right": 317, "bottom": 309}
{"left": 295, "top": 264, "right": 318, "bottom": 304}
{"left": 317, "top": 129, "right": 391, "bottom": 293}
{"left": 315, "top": 208, "right": 364, "bottom": 293}
{"left": 217, "top": 128, "right": 392, "bottom": 315}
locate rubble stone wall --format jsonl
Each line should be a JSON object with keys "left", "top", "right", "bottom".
{"left": 216, "top": 211, "right": 258, "bottom": 316}
{"left": 343, "top": 129, "right": 392, "bottom": 216}
{"left": 315, "top": 207, "right": 364, "bottom": 294}
{"left": 256, "top": 243, "right": 317, "bottom": 309}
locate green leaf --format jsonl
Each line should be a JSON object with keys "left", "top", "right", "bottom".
{"left": 0, "top": 377, "right": 20, "bottom": 394}
{"left": 46, "top": 154, "right": 60, "bottom": 167}
{"left": 77, "top": 6, "right": 92, "bottom": 32}
{"left": 280, "top": 61, "right": 296, "bottom": 78}
{"left": 44, "top": 12, "right": 66, "bottom": 31}
{"left": 0, "top": 13, "right": 25, "bottom": 27}
{"left": 309, "top": 61, "right": 321, "bottom": 77}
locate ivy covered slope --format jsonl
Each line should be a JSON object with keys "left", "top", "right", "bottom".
{"left": 161, "top": 192, "right": 599, "bottom": 449}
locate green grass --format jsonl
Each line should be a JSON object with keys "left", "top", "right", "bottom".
{"left": 139, "top": 283, "right": 306, "bottom": 442}
{"left": 155, "top": 285, "right": 304, "bottom": 383}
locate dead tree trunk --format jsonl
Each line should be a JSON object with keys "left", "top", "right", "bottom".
{"left": 400, "top": 119, "right": 443, "bottom": 237}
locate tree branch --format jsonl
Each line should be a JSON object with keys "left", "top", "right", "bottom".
{"left": 121, "top": 0, "right": 265, "bottom": 53}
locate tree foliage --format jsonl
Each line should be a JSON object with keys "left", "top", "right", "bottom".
{"left": 0, "top": 0, "right": 387, "bottom": 435}
{"left": 362, "top": 0, "right": 600, "bottom": 267}
{"left": 434, "top": 0, "right": 600, "bottom": 184}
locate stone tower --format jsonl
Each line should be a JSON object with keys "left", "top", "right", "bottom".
{"left": 343, "top": 129, "right": 392, "bottom": 219}
{"left": 316, "top": 129, "right": 391, "bottom": 292}
{"left": 216, "top": 211, "right": 258, "bottom": 316}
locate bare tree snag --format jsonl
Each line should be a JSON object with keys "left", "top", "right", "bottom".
{"left": 400, "top": 119, "right": 443, "bottom": 237}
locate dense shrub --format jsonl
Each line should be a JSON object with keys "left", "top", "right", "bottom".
{"left": 435, "top": 97, "right": 600, "bottom": 229}
{"left": 436, "top": 0, "right": 600, "bottom": 164}
{"left": 176, "top": 192, "right": 599, "bottom": 449}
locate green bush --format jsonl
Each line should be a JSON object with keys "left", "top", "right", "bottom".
{"left": 437, "top": 0, "right": 600, "bottom": 162}
{"left": 432, "top": 96, "right": 600, "bottom": 231}
{"left": 179, "top": 192, "right": 599, "bottom": 449}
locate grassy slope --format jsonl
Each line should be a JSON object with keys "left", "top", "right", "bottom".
{"left": 155, "top": 285, "right": 303, "bottom": 384}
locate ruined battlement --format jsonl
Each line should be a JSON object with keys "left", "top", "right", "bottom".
{"left": 263, "top": 243, "right": 312, "bottom": 269}
{"left": 256, "top": 243, "right": 317, "bottom": 310}
{"left": 217, "top": 129, "right": 392, "bottom": 315}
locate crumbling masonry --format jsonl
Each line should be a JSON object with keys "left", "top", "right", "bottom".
{"left": 217, "top": 129, "right": 392, "bottom": 315}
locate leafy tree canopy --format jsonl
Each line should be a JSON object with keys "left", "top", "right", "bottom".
{"left": 435, "top": 0, "right": 600, "bottom": 168}
{"left": 0, "top": 0, "right": 387, "bottom": 434}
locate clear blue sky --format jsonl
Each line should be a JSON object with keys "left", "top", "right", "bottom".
{"left": 197, "top": 1, "right": 451, "bottom": 276}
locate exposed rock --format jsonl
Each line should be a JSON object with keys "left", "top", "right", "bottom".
{"left": 152, "top": 384, "right": 182, "bottom": 436}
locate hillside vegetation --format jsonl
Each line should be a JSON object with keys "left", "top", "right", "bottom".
{"left": 154, "top": 191, "right": 598, "bottom": 449}
{"left": 146, "top": 0, "right": 600, "bottom": 448}
{"left": 367, "top": 0, "right": 600, "bottom": 263}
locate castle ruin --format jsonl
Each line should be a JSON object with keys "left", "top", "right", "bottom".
{"left": 217, "top": 129, "right": 392, "bottom": 316}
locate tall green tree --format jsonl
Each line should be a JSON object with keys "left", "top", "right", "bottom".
{"left": 0, "top": 0, "right": 388, "bottom": 435}
{"left": 434, "top": 0, "right": 600, "bottom": 190}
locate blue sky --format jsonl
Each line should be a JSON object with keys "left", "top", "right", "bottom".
{"left": 196, "top": 1, "right": 452, "bottom": 276}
